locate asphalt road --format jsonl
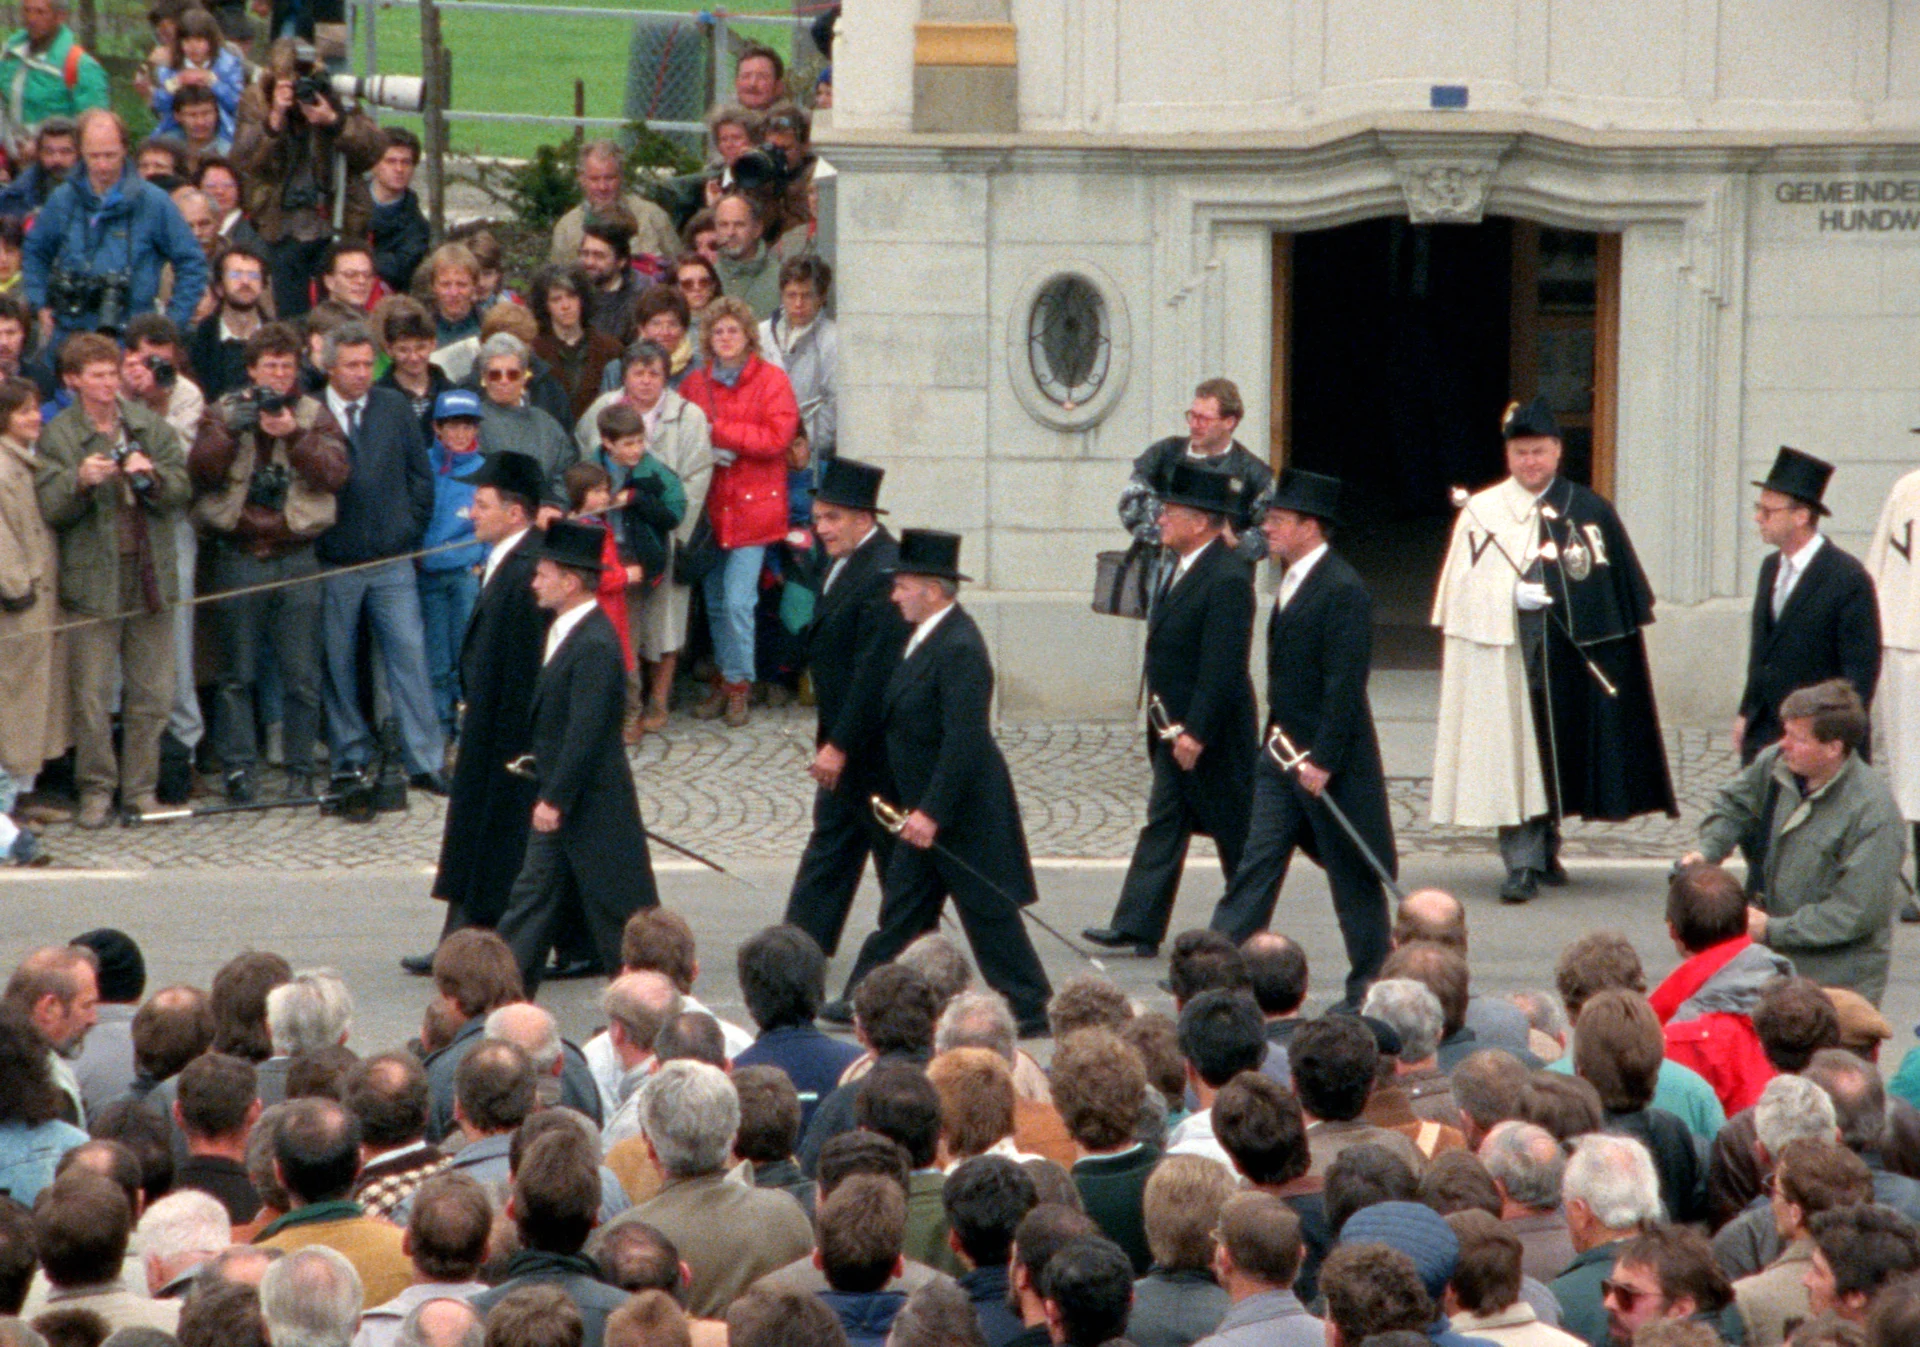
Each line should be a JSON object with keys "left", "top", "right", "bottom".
{"left": 7, "top": 854, "right": 1917, "bottom": 1073}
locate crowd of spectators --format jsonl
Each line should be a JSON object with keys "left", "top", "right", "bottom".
{"left": 0, "top": 8, "right": 839, "bottom": 855}
{"left": 7, "top": 873, "right": 1920, "bottom": 1347}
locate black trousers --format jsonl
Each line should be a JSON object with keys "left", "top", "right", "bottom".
{"left": 784, "top": 778, "right": 896, "bottom": 957}
{"left": 1106, "top": 746, "right": 1250, "bottom": 946}
{"left": 841, "top": 840, "right": 1052, "bottom": 1025}
{"left": 1210, "top": 760, "right": 1391, "bottom": 1009}
{"left": 267, "top": 235, "right": 330, "bottom": 321}
{"left": 495, "top": 829, "right": 642, "bottom": 993}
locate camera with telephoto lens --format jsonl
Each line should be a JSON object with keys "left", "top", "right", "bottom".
{"left": 287, "top": 40, "right": 428, "bottom": 113}
{"left": 223, "top": 384, "right": 298, "bottom": 434}
{"left": 47, "top": 268, "right": 133, "bottom": 332}
{"left": 144, "top": 355, "right": 175, "bottom": 388}
{"left": 113, "top": 436, "right": 155, "bottom": 498}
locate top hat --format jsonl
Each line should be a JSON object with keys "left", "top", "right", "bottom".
{"left": 810, "top": 457, "right": 887, "bottom": 513}
{"left": 1263, "top": 468, "right": 1343, "bottom": 526}
{"left": 890, "top": 529, "right": 970, "bottom": 582}
{"left": 1161, "top": 461, "right": 1241, "bottom": 516}
{"left": 535, "top": 518, "right": 608, "bottom": 574}
{"left": 1753, "top": 446, "right": 1834, "bottom": 516}
{"left": 471, "top": 452, "right": 547, "bottom": 507}
{"left": 433, "top": 388, "right": 484, "bottom": 421}
{"left": 1501, "top": 395, "right": 1561, "bottom": 441}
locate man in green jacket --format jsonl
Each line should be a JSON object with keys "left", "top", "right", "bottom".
{"left": 0, "top": 0, "right": 106, "bottom": 155}
{"left": 34, "top": 331, "right": 189, "bottom": 827}
{"left": 1685, "top": 679, "right": 1905, "bottom": 1005}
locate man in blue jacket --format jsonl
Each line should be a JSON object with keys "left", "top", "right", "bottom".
{"left": 23, "top": 109, "right": 204, "bottom": 347}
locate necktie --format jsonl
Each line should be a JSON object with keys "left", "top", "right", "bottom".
{"left": 1772, "top": 555, "right": 1794, "bottom": 620}
{"left": 346, "top": 401, "right": 362, "bottom": 441}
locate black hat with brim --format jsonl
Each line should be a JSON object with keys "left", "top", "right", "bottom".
{"left": 1752, "top": 445, "right": 1834, "bottom": 516}
{"left": 811, "top": 457, "right": 887, "bottom": 513}
{"left": 1501, "top": 395, "right": 1561, "bottom": 441}
{"left": 471, "top": 451, "right": 547, "bottom": 508}
{"left": 534, "top": 518, "right": 608, "bottom": 575}
{"left": 889, "top": 528, "right": 970, "bottom": 582}
{"left": 1161, "top": 460, "right": 1240, "bottom": 516}
{"left": 1263, "top": 468, "right": 1344, "bottom": 526}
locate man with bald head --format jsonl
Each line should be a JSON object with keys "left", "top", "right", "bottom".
{"left": 256, "top": 1097, "right": 413, "bottom": 1305}
{"left": 1390, "top": 889, "right": 1533, "bottom": 1056}
{"left": 396, "top": 1296, "right": 485, "bottom": 1347}
{"left": 345, "top": 1053, "right": 449, "bottom": 1222}
{"left": 482, "top": 1001, "right": 603, "bottom": 1125}
{"left": 597, "top": 972, "right": 683, "bottom": 1146}
{"left": 1480, "top": 1121, "right": 1575, "bottom": 1284}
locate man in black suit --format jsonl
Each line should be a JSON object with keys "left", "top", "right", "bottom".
{"left": 785, "top": 458, "right": 909, "bottom": 957}
{"left": 1737, "top": 447, "right": 1881, "bottom": 763}
{"left": 1208, "top": 472, "right": 1396, "bottom": 1010}
{"left": 835, "top": 530, "right": 1052, "bottom": 1033}
{"left": 494, "top": 519, "right": 660, "bottom": 994}
{"left": 402, "top": 453, "right": 551, "bottom": 975}
{"left": 1085, "top": 463, "right": 1257, "bottom": 958}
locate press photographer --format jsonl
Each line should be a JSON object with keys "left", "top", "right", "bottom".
{"left": 33, "top": 331, "right": 191, "bottom": 829}
{"left": 231, "top": 38, "right": 382, "bottom": 321}
{"left": 188, "top": 321, "right": 349, "bottom": 802}
{"left": 21, "top": 109, "right": 206, "bottom": 348}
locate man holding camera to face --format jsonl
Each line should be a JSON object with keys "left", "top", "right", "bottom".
{"left": 231, "top": 39, "right": 383, "bottom": 321}
{"left": 188, "top": 321, "right": 349, "bottom": 802}
{"left": 33, "top": 331, "right": 192, "bottom": 828}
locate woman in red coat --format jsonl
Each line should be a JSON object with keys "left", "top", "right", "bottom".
{"left": 678, "top": 295, "right": 800, "bottom": 727}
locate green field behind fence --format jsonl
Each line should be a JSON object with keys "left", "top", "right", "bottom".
{"left": 20, "top": 0, "right": 801, "bottom": 160}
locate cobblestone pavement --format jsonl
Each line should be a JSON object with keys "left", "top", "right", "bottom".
{"left": 36, "top": 709, "right": 1734, "bottom": 870}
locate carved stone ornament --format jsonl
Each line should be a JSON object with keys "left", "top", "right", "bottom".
{"left": 1395, "top": 161, "right": 1498, "bottom": 224}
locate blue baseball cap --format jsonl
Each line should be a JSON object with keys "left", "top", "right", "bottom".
{"left": 433, "top": 389, "right": 483, "bottom": 421}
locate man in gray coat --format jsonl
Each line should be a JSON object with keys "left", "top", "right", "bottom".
{"left": 1192, "top": 1192, "right": 1323, "bottom": 1347}
{"left": 1685, "top": 680, "right": 1906, "bottom": 1005}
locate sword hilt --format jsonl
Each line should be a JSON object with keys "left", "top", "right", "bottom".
{"left": 505, "top": 754, "right": 537, "bottom": 780}
{"left": 870, "top": 796, "right": 907, "bottom": 834}
{"left": 1264, "top": 725, "right": 1310, "bottom": 773}
{"left": 1147, "top": 694, "right": 1184, "bottom": 743}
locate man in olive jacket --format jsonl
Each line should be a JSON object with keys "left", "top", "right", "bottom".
{"left": 1686, "top": 679, "right": 1905, "bottom": 1005}
{"left": 34, "top": 331, "right": 190, "bottom": 827}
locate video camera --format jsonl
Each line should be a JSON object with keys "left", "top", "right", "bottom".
{"left": 730, "top": 147, "right": 794, "bottom": 195}
{"left": 223, "top": 383, "right": 299, "bottom": 435}
{"left": 288, "top": 42, "right": 429, "bottom": 114}
{"left": 47, "top": 268, "right": 132, "bottom": 333}
{"left": 112, "top": 435, "right": 156, "bottom": 497}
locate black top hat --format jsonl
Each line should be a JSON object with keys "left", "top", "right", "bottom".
{"left": 1160, "top": 461, "right": 1241, "bottom": 516}
{"left": 471, "top": 451, "right": 547, "bottom": 508}
{"left": 1264, "top": 468, "right": 1343, "bottom": 525}
{"left": 1501, "top": 395, "right": 1561, "bottom": 441}
{"left": 811, "top": 457, "right": 887, "bottom": 513}
{"left": 890, "top": 529, "right": 970, "bottom": 582}
{"left": 535, "top": 518, "right": 609, "bottom": 574}
{"left": 1753, "top": 446, "right": 1834, "bottom": 516}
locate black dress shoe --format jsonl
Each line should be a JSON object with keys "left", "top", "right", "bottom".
{"left": 410, "top": 771, "right": 451, "bottom": 796}
{"left": 819, "top": 998, "right": 854, "bottom": 1025}
{"left": 399, "top": 953, "right": 435, "bottom": 976}
{"left": 1016, "top": 1018, "right": 1051, "bottom": 1040}
{"left": 1500, "top": 869, "right": 1539, "bottom": 904}
{"left": 546, "top": 956, "right": 601, "bottom": 980}
{"left": 1081, "top": 927, "right": 1159, "bottom": 957}
{"left": 1541, "top": 857, "right": 1570, "bottom": 886}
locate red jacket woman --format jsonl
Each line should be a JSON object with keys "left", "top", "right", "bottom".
{"left": 679, "top": 302, "right": 801, "bottom": 551}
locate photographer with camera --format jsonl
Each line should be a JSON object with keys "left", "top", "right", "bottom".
{"left": 547, "top": 140, "right": 680, "bottom": 272}
{"left": 231, "top": 38, "right": 382, "bottom": 321}
{"left": 188, "top": 320, "right": 348, "bottom": 801}
{"left": 33, "top": 331, "right": 191, "bottom": 828}
{"left": 22, "top": 109, "right": 207, "bottom": 350}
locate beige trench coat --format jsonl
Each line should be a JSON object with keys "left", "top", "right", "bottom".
{"left": 0, "top": 436, "right": 69, "bottom": 775}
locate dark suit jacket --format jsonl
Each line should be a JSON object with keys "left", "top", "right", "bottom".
{"left": 531, "top": 604, "right": 655, "bottom": 905}
{"left": 315, "top": 384, "right": 434, "bottom": 566}
{"left": 1146, "top": 537, "right": 1256, "bottom": 760}
{"left": 433, "top": 528, "right": 551, "bottom": 925}
{"left": 810, "top": 527, "right": 908, "bottom": 776}
{"left": 1739, "top": 539, "right": 1881, "bottom": 760}
{"left": 882, "top": 604, "right": 1035, "bottom": 904}
{"left": 1266, "top": 549, "right": 1394, "bottom": 862}
{"left": 1073, "top": 1145, "right": 1160, "bottom": 1274}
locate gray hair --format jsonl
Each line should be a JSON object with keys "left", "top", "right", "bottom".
{"left": 260, "top": 1246, "right": 364, "bottom": 1347}
{"left": 1562, "top": 1132, "right": 1663, "bottom": 1230}
{"left": 246, "top": 1102, "right": 295, "bottom": 1209}
{"left": 898, "top": 934, "right": 974, "bottom": 1006}
{"left": 601, "top": 971, "right": 681, "bottom": 1048}
{"left": 265, "top": 968, "right": 353, "bottom": 1056}
{"left": 479, "top": 332, "right": 530, "bottom": 373}
{"left": 935, "top": 990, "right": 1017, "bottom": 1063}
{"left": 1508, "top": 990, "right": 1570, "bottom": 1044}
{"left": 485, "top": 1002, "right": 562, "bottom": 1074}
{"left": 319, "top": 322, "right": 377, "bottom": 370}
{"left": 1755, "top": 1073, "right": 1840, "bottom": 1157}
{"left": 1480, "top": 1120, "right": 1566, "bottom": 1212}
{"left": 102, "top": 1330, "right": 176, "bottom": 1347}
{"left": 1362, "top": 978, "right": 1445, "bottom": 1063}
{"left": 577, "top": 138, "right": 622, "bottom": 171}
{"left": 396, "top": 1296, "right": 485, "bottom": 1347}
{"left": 136, "top": 1188, "right": 229, "bottom": 1261}
{"left": 639, "top": 1059, "right": 738, "bottom": 1178}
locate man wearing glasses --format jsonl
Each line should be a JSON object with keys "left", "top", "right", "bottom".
{"left": 473, "top": 332, "right": 577, "bottom": 519}
{"left": 188, "top": 244, "right": 271, "bottom": 399}
{"left": 1117, "top": 378, "right": 1272, "bottom": 568}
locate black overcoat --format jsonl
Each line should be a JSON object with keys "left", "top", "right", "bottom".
{"left": 1739, "top": 539, "right": 1882, "bottom": 762}
{"left": 1144, "top": 538, "right": 1258, "bottom": 830}
{"left": 809, "top": 527, "right": 909, "bottom": 779}
{"left": 432, "top": 530, "right": 550, "bottom": 926}
{"left": 881, "top": 605, "right": 1036, "bottom": 907}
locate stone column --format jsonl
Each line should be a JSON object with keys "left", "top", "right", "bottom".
{"left": 913, "top": 0, "right": 1018, "bottom": 133}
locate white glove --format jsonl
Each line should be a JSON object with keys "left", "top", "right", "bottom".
{"left": 1514, "top": 580, "right": 1554, "bottom": 611}
{"left": 710, "top": 447, "right": 738, "bottom": 467}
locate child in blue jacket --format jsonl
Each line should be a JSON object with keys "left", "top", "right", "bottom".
{"left": 416, "top": 389, "right": 487, "bottom": 740}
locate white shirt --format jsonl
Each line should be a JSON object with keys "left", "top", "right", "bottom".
{"left": 1773, "top": 531, "right": 1825, "bottom": 617}
{"left": 543, "top": 599, "right": 596, "bottom": 665}
{"left": 325, "top": 387, "right": 365, "bottom": 438}
{"left": 902, "top": 600, "right": 955, "bottom": 662}
{"left": 482, "top": 527, "right": 531, "bottom": 590}
{"left": 822, "top": 524, "right": 879, "bottom": 596}
{"left": 1278, "top": 541, "right": 1329, "bottom": 610}
{"left": 1172, "top": 535, "right": 1215, "bottom": 585}
{"left": 1165, "top": 1107, "right": 1235, "bottom": 1169}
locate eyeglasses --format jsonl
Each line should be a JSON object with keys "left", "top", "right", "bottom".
{"left": 483, "top": 368, "right": 525, "bottom": 383}
{"left": 678, "top": 277, "right": 716, "bottom": 292}
{"left": 224, "top": 268, "right": 263, "bottom": 282}
{"left": 1600, "top": 1280, "right": 1660, "bottom": 1313}
{"left": 1186, "top": 411, "right": 1221, "bottom": 425}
